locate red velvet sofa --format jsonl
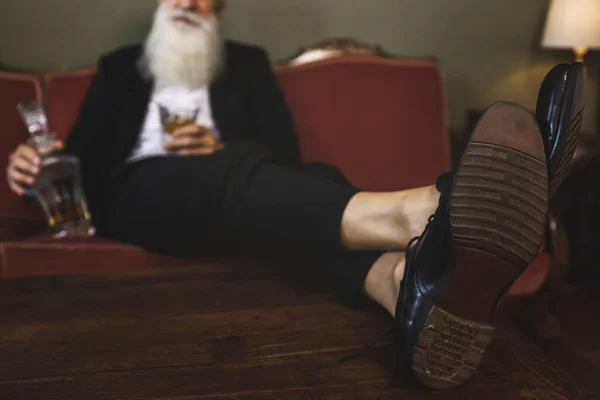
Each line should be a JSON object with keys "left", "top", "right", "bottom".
{"left": 0, "top": 47, "right": 555, "bottom": 302}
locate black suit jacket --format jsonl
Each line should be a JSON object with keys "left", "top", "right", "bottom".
{"left": 64, "top": 40, "right": 301, "bottom": 233}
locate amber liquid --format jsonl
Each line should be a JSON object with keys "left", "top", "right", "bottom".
{"left": 31, "top": 155, "right": 95, "bottom": 237}
{"left": 42, "top": 178, "right": 91, "bottom": 228}
{"left": 162, "top": 117, "right": 196, "bottom": 135}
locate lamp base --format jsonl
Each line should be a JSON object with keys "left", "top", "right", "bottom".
{"left": 574, "top": 47, "right": 588, "bottom": 63}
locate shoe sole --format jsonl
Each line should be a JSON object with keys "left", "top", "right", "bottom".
{"left": 411, "top": 102, "right": 549, "bottom": 390}
{"left": 549, "top": 66, "right": 585, "bottom": 198}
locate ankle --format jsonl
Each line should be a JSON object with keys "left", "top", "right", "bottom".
{"left": 363, "top": 252, "right": 406, "bottom": 317}
{"left": 393, "top": 255, "right": 406, "bottom": 288}
{"left": 392, "top": 254, "right": 406, "bottom": 311}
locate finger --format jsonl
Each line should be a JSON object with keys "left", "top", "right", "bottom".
{"left": 177, "top": 142, "right": 224, "bottom": 156}
{"left": 164, "top": 138, "right": 201, "bottom": 151}
{"left": 177, "top": 147, "right": 216, "bottom": 156}
{"left": 16, "top": 145, "right": 41, "bottom": 165}
{"left": 164, "top": 135, "right": 214, "bottom": 151}
{"left": 8, "top": 169, "right": 35, "bottom": 186}
{"left": 171, "top": 124, "right": 206, "bottom": 138}
{"left": 53, "top": 140, "right": 65, "bottom": 150}
{"left": 13, "top": 154, "right": 41, "bottom": 175}
{"left": 8, "top": 181, "right": 25, "bottom": 196}
{"left": 11, "top": 157, "right": 40, "bottom": 176}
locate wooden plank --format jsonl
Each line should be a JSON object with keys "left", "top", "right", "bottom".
{"left": 0, "top": 345, "right": 592, "bottom": 400}
{"left": 0, "top": 265, "right": 597, "bottom": 400}
{"left": 0, "top": 303, "right": 391, "bottom": 381}
{"left": 0, "top": 263, "right": 388, "bottom": 380}
{"left": 540, "top": 287, "right": 600, "bottom": 398}
{"left": 0, "top": 261, "right": 333, "bottom": 321}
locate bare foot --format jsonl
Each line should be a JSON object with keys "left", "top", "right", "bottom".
{"left": 340, "top": 185, "right": 440, "bottom": 251}
{"left": 394, "top": 184, "right": 440, "bottom": 240}
{"left": 362, "top": 252, "right": 406, "bottom": 316}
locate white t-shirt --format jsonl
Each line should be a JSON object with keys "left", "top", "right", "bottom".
{"left": 127, "top": 83, "right": 219, "bottom": 162}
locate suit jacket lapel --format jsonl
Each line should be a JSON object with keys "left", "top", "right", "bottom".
{"left": 210, "top": 42, "right": 250, "bottom": 142}
{"left": 210, "top": 72, "right": 228, "bottom": 141}
{"left": 117, "top": 75, "right": 153, "bottom": 163}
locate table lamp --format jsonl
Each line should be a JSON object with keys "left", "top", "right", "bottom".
{"left": 542, "top": 0, "right": 600, "bottom": 62}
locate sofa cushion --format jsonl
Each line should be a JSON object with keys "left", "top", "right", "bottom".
{"left": 44, "top": 69, "right": 96, "bottom": 140}
{"left": 275, "top": 55, "right": 449, "bottom": 192}
{"left": 0, "top": 214, "right": 46, "bottom": 241}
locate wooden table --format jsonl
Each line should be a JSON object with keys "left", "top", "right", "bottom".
{"left": 0, "top": 259, "right": 597, "bottom": 399}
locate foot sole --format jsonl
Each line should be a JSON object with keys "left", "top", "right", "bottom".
{"left": 411, "top": 102, "right": 549, "bottom": 389}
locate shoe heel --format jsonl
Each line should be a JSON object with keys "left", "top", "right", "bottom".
{"left": 411, "top": 305, "right": 495, "bottom": 390}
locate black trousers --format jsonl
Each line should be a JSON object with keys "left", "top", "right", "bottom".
{"left": 109, "top": 142, "right": 383, "bottom": 307}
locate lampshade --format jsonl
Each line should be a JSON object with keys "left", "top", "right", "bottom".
{"left": 542, "top": 0, "right": 600, "bottom": 50}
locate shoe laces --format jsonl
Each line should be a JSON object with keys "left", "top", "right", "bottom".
{"left": 406, "top": 214, "right": 435, "bottom": 260}
{"left": 339, "top": 213, "right": 436, "bottom": 363}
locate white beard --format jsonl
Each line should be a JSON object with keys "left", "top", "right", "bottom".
{"left": 139, "top": 3, "right": 223, "bottom": 87}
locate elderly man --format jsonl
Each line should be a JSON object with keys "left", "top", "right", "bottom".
{"left": 5, "top": 0, "right": 585, "bottom": 390}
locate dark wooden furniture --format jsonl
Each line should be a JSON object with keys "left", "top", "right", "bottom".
{"left": 557, "top": 134, "right": 600, "bottom": 285}
{"left": 1, "top": 261, "right": 597, "bottom": 399}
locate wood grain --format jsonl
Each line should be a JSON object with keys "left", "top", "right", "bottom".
{"left": 0, "top": 261, "right": 597, "bottom": 399}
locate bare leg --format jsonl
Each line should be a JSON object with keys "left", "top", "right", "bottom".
{"left": 362, "top": 252, "right": 406, "bottom": 316}
{"left": 340, "top": 185, "right": 439, "bottom": 251}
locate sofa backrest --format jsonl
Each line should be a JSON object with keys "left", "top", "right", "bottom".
{"left": 0, "top": 72, "right": 45, "bottom": 217}
{"left": 275, "top": 53, "right": 449, "bottom": 191}
{"left": 1, "top": 48, "right": 450, "bottom": 219}
{"left": 44, "top": 69, "right": 96, "bottom": 141}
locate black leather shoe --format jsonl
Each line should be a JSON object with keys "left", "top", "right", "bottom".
{"left": 396, "top": 102, "right": 549, "bottom": 389}
{"left": 536, "top": 62, "right": 586, "bottom": 197}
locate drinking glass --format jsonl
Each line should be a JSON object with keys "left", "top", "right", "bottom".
{"left": 16, "top": 100, "right": 96, "bottom": 238}
{"left": 158, "top": 104, "right": 200, "bottom": 135}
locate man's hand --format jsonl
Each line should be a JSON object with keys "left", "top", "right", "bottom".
{"left": 164, "top": 125, "right": 224, "bottom": 156}
{"left": 6, "top": 141, "right": 64, "bottom": 196}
